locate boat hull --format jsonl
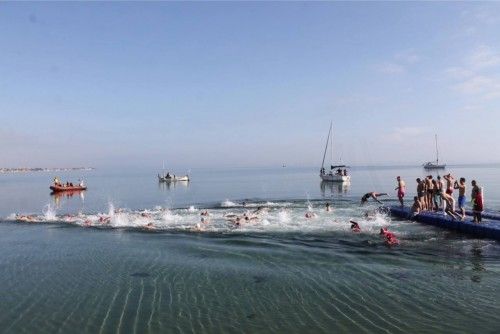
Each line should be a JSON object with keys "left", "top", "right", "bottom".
{"left": 50, "top": 185, "right": 87, "bottom": 192}
{"left": 423, "top": 164, "right": 446, "bottom": 169}
{"left": 320, "top": 174, "right": 350, "bottom": 182}
{"left": 158, "top": 175, "right": 189, "bottom": 182}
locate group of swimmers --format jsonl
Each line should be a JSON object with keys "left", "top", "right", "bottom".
{"left": 411, "top": 174, "right": 484, "bottom": 222}
{"left": 349, "top": 221, "right": 399, "bottom": 246}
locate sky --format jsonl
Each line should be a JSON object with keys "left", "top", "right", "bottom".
{"left": 1, "top": 1, "right": 500, "bottom": 169}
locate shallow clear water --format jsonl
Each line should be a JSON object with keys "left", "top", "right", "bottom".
{"left": 1, "top": 166, "right": 500, "bottom": 333}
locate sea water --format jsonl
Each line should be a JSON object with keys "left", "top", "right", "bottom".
{"left": 0, "top": 165, "right": 499, "bottom": 333}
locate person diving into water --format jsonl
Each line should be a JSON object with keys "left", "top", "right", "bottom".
{"left": 361, "top": 192, "right": 388, "bottom": 205}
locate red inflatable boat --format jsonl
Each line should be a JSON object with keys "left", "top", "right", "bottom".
{"left": 50, "top": 185, "right": 87, "bottom": 192}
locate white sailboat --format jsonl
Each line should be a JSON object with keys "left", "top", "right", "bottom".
{"left": 423, "top": 134, "right": 446, "bottom": 170}
{"left": 320, "top": 122, "right": 351, "bottom": 182}
{"left": 158, "top": 161, "right": 190, "bottom": 182}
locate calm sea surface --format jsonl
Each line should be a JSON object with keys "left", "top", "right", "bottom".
{"left": 1, "top": 165, "right": 499, "bottom": 333}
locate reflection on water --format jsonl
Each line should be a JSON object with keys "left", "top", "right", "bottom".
{"left": 51, "top": 190, "right": 85, "bottom": 209}
{"left": 158, "top": 180, "right": 190, "bottom": 190}
{"left": 320, "top": 180, "right": 350, "bottom": 196}
{"left": 470, "top": 242, "right": 486, "bottom": 283}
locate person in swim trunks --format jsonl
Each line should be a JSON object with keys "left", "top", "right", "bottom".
{"left": 360, "top": 192, "right": 388, "bottom": 205}
{"left": 411, "top": 196, "right": 422, "bottom": 216}
{"left": 454, "top": 177, "right": 466, "bottom": 220}
{"left": 425, "top": 176, "right": 434, "bottom": 211}
{"left": 416, "top": 178, "right": 426, "bottom": 210}
{"left": 437, "top": 175, "right": 444, "bottom": 209}
{"left": 395, "top": 176, "right": 406, "bottom": 206}
{"left": 471, "top": 180, "right": 484, "bottom": 223}
{"left": 432, "top": 180, "right": 441, "bottom": 211}
{"left": 444, "top": 174, "right": 455, "bottom": 195}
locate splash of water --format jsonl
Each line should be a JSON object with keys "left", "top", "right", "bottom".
{"left": 221, "top": 200, "right": 238, "bottom": 207}
{"left": 43, "top": 204, "right": 57, "bottom": 221}
{"left": 108, "top": 202, "right": 115, "bottom": 217}
{"left": 278, "top": 210, "right": 291, "bottom": 223}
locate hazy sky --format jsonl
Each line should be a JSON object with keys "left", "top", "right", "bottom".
{"left": 1, "top": 2, "right": 500, "bottom": 168}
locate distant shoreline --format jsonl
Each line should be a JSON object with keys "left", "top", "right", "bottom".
{"left": 0, "top": 167, "right": 94, "bottom": 174}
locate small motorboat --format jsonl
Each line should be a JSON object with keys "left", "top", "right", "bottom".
{"left": 50, "top": 185, "right": 87, "bottom": 192}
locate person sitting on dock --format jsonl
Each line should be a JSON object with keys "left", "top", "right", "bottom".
{"left": 395, "top": 176, "right": 406, "bottom": 206}
{"left": 410, "top": 196, "right": 421, "bottom": 216}
{"left": 454, "top": 178, "right": 466, "bottom": 220}
{"left": 360, "top": 192, "right": 387, "bottom": 205}
{"left": 350, "top": 221, "right": 361, "bottom": 232}
{"left": 471, "top": 180, "right": 484, "bottom": 223}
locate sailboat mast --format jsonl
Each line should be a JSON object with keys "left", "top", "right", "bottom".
{"left": 435, "top": 134, "right": 439, "bottom": 165}
{"left": 330, "top": 126, "right": 334, "bottom": 165}
{"left": 321, "top": 122, "right": 332, "bottom": 170}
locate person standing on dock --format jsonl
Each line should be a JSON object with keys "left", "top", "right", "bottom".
{"left": 416, "top": 178, "right": 426, "bottom": 210}
{"left": 425, "top": 176, "right": 434, "bottom": 211}
{"left": 454, "top": 178, "right": 467, "bottom": 220}
{"left": 395, "top": 176, "right": 406, "bottom": 206}
{"left": 444, "top": 174, "right": 455, "bottom": 195}
{"left": 471, "top": 180, "right": 484, "bottom": 223}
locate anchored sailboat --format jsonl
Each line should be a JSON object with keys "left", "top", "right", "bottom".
{"left": 319, "top": 122, "right": 351, "bottom": 182}
{"left": 423, "top": 134, "right": 446, "bottom": 170}
{"left": 158, "top": 161, "right": 190, "bottom": 182}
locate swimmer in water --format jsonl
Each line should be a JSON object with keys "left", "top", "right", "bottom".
{"left": 325, "top": 203, "right": 332, "bottom": 212}
{"left": 360, "top": 192, "right": 388, "bottom": 205}
{"left": 380, "top": 227, "right": 399, "bottom": 246}
{"left": 200, "top": 210, "right": 209, "bottom": 216}
{"left": 226, "top": 216, "right": 242, "bottom": 227}
{"left": 98, "top": 216, "right": 111, "bottom": 224}
{"left": 16, "top": 214, "right": 36, "bottom": 222}
{"left": 192, "top": 223, "right": 204, "bottom": 232}
{"left": 305, "top": 212, "right": 317, "bottom": 219}
{"left": 350, "top": 220, "right": 361, "bottom": 232}
{"left": 252, "top": 206, "right": 268, "bottom": 215}
{"left": 364, "top": 211, "right": 377, "bottom": 220}
{"left": 144, "top": 222, "right": 155, "bottom": 230}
